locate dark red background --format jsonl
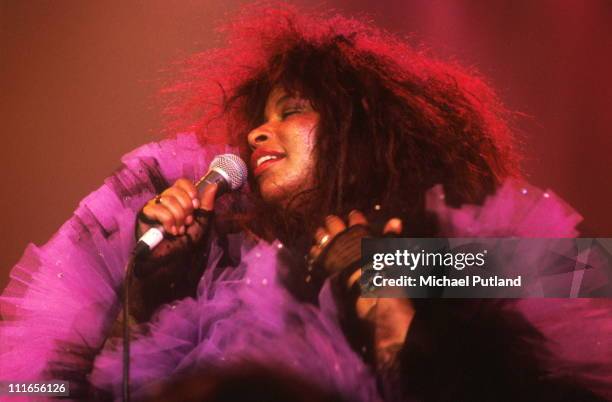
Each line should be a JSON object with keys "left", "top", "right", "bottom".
{"left": 2, "top": 1, "right": 611, "bottom": 291}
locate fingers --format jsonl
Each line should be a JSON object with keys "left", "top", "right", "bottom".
{"left": 174, "top": 178, "right": 198, "bottom": 202}
{"left": 383, "top": 218, "right": 403, "bottom": 235}
{"left": 309, "top": 244, "right": 321, "bottom": 261}
{"left": 139, "top": 179, "right": 206, "bottom": 236}
{"left": 309, "top": 215, "right": 345, "bottom": 260}
{"left": 309, "top": 212, "right": 358, "bottom": 262}
{"left": 161, "top": 195, "right": 189, "bottom": 234}
{"left": 318, "top": 210, "right": 368, "bottom": 247}
{"left": 348, "top": 210, "right": 368, "bottom": 227}
{"left": 173, "top": 179, "right": 199, "bottom": 221}
{"left": 324, "top": 215, "right": 346, "bottom": 236}
{"left": 142, "top": 203, "right": 179, "bottom": 235}
{"left": 308, "top": 211, "right": 404, "bottom": 264}
{"left": 199, "top": 183, "right": 218, "bottom": 212}
{"left": 309, "top": 228, "right": 328, "bottom": 260}
{"left": 314, "top": 228, "right": 331, "bottom": 247}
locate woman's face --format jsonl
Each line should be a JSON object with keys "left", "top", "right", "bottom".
{"left": 247, "top": 87, "right": 319, "bottom": 205}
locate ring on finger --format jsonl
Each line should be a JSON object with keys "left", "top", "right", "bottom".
{"left": 154, "top": 194, "right": 163, "bottom": 204}
{"left": 318, "top": 233, "right": 330, "bottom": 247}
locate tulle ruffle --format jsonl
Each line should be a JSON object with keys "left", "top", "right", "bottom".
{"left": 1, "top": 134, "right": 610, "bottom": 400}
{"left": 90, "top": 177, "right": 610, "bottom": 400}
{"left": 425, "top": 180, "right": 582, "bottom": 238}
{"left": 0, "top": 134, "right": 228, "bottom": 384}
{"left": 91, "top": 240, "right": 380, "bottom": 401}
{"left": 427, "top": 180, "right": 611, "bottom": 399}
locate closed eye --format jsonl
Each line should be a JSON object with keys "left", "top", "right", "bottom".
{"left": 281, "top": 108, "right": 302, "bottom": 119}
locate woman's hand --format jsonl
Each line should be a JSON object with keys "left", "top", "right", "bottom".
{"left": 135, "top": 179, "right": 218, "bottom": 262}
{"left": 310, "top": 210, "right": 413, "bottom": 369}
{"left": 309, "top": 210, "right": 403, "bottom": 278}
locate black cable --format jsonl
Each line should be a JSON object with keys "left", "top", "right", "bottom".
{"left": 122, "top": 255, "right": 136, "bottom": 402}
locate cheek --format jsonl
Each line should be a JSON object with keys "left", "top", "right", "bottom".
{"left": 257, "top": 114, "right": 319, "bottom": 204}
{"left": 287, "top": 116, "right": 318, "bottom": 162}
{"left": 285, "top": 123, "right": 317, "bottom": 184}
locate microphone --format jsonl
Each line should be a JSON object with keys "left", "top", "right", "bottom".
{"left": 133, "top": 154, "right": 247, "bottom": 257}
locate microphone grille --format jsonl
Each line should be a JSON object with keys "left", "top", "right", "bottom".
{"left": 209, "top": 154, "right": 248, "bottom": 190}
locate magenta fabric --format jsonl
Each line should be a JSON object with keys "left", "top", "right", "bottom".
{"left": 0, "top": 134, "right": 228, "bottom": 381}
{"left": 1, "top": 133, "right": 610, "bottom": 400}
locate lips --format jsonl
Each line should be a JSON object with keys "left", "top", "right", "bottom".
{"left": 251, "top": 148, "right": 286, "bottom": 177}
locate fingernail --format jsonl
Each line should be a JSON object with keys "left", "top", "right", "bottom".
{"left": 192, "top": 198, "right": 200, "bottom": 209}
{"left": 185, "top": 215, "right": 193, "bottom": 225}
{"left": 171, "top": 226, "right": 178, "bottom": 235}
{"left": 389, "top": 218, "right": 402, "bottom": 230}
{"left": 179, "top": 226, "right": 186, "bottom": 235}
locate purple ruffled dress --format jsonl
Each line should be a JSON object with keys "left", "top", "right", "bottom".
{"left": 1, "top": 133, "right": 610, "bottom": 401}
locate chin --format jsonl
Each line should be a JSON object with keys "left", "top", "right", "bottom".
{"left": 257, "top": 174, "right": 313, "bottom": 209}
{"left": 259, "top": 182, "right": 307, "bottom": 210}
{"left": 258, "top": 182, "right": 289, "bottom": 206}
{"left": 260, "top": 192, "right": 285, "bottom": 206}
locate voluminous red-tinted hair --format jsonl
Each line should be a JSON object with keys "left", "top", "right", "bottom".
{"left": 164, "top": 3, "right": 519, "bottom": 241}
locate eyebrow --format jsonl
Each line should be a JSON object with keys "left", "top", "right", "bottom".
{"left": 275, "top": 94, "right": 292, "bottom": 109}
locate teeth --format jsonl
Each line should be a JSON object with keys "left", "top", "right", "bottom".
{"left": 256, "top": 155, "right": 279, "bottom": 167}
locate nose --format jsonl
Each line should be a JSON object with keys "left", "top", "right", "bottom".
{"left": 247, "top": 125, "right": 271, "bottom": 149}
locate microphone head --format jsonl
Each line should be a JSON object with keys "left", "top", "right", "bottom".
{"left": 209, "top": 154, "right": 248, "bottom": 190}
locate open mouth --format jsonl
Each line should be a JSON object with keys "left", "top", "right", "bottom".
{"left": 251, "top": 151, "right": 286, "bottom": 176}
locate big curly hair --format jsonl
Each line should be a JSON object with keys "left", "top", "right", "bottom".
{"left": 163, "top": 3, "right": 520, "bottom": 241}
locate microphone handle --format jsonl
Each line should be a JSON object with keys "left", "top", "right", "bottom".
{"left": 195, "top": 168, "right": 230, "bottom": 196}
{"left": 134, "top": 169, "right": 229, "bottom": 257}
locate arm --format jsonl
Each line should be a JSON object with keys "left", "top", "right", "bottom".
{"left": 127, "top": 181, "right": 218, "bottom": 322}
{"left": 310, "top": 213, "right": 414, "bottom": 369}
{"left": 312, "top": 215, "right": 606, "bottom": 401}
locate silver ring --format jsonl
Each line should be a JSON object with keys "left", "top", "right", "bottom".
{"left": 154, "top": 195, "right": 163, "bottom": 204}
{"left": 318, "top": 234, "right": 330, "bottom": 247}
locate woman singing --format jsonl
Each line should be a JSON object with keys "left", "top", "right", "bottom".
{"left": 1, "top": 4, "right": 610, "bottom": 401}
